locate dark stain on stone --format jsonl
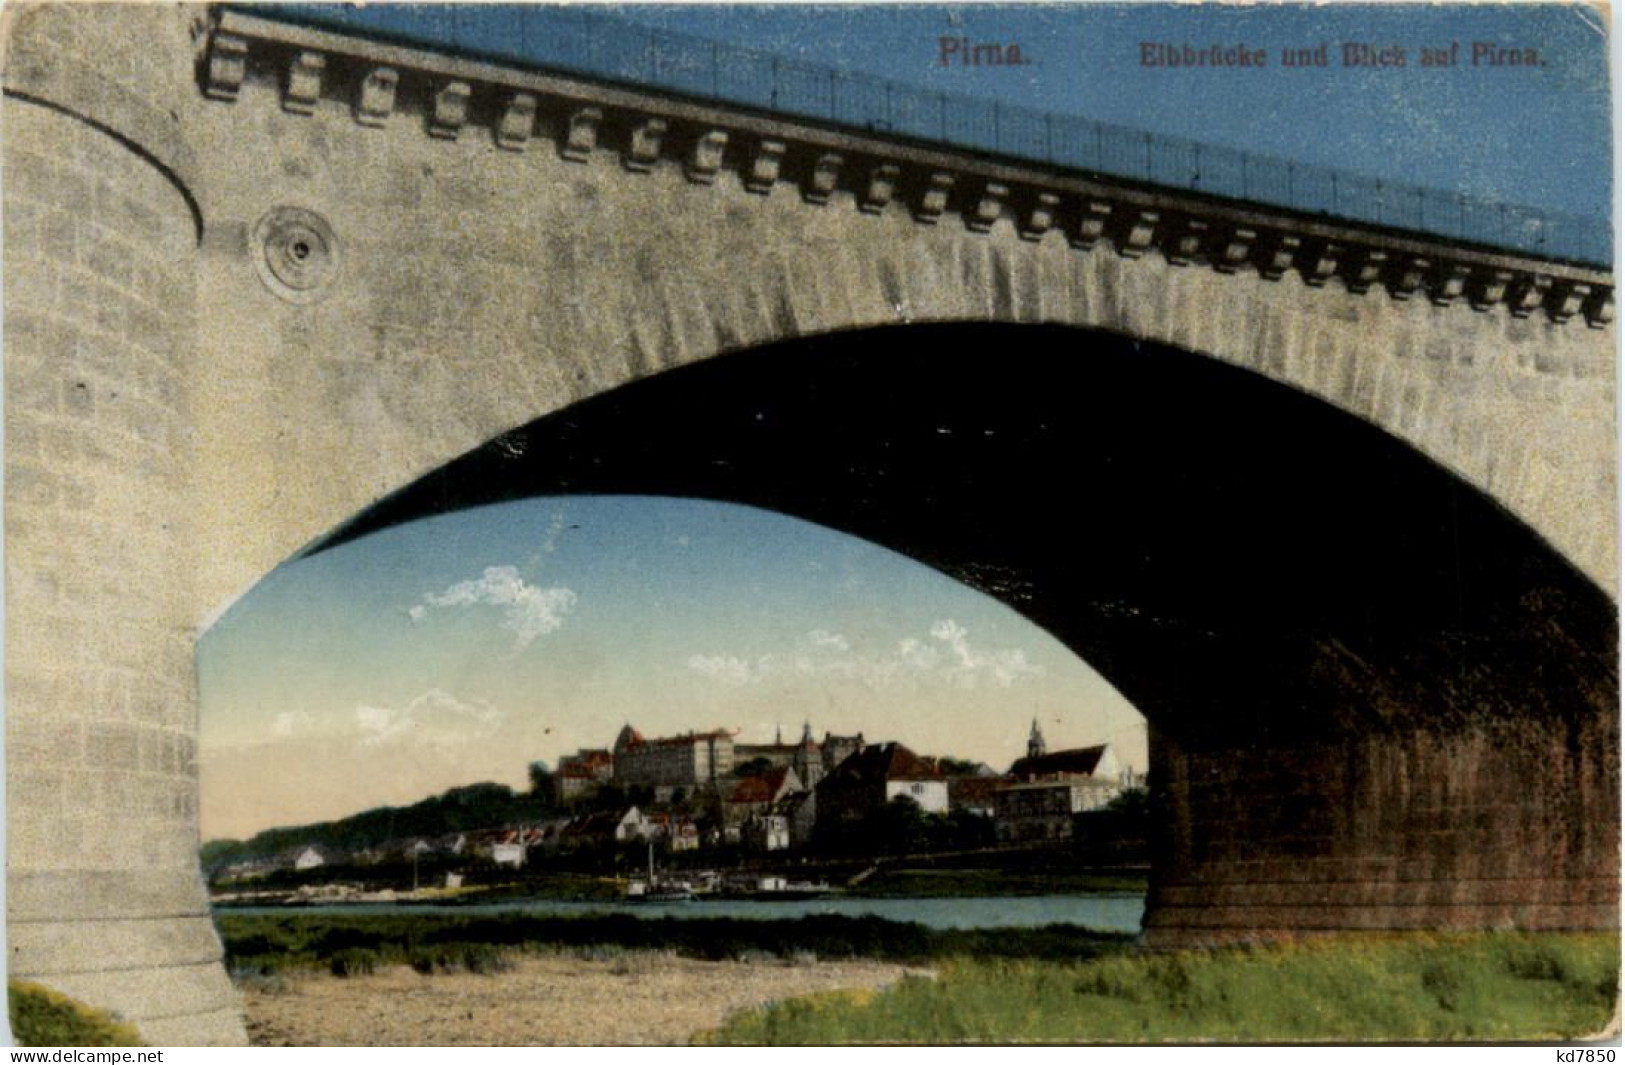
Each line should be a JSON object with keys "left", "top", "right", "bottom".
{"left": 877, "top": 258, "right": 904, "bottom": 311}
{"left": 991, "top": 248, "right": 1016, "bottom": 320}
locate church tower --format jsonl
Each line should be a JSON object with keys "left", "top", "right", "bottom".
{"left": 794, "top": 721, "right": 824, "bottom": 789}
{"left": 1027, "top": 718, "right": 1047, "bottom": 759}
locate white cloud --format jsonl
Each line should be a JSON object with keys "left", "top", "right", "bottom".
{"left": 809, "top": 629, "right": 850, "bottom": 652}
{"left": 686, "top": 622, "right": 1042, "bottom": 691}
{"left": 686, "top": 654, "right": 756, "bottom": 686}
{"left": 264, "top": 690, "right": 504, "bottom": 751}
{"left": 414, "top": 565, "right": 577, "bottom": 648}
{"left": 270, "top": 710, "right": 318, "bottom": 738}
{"left": 353, "top": 689, "right": 505, "bottom": 750}
{"left": 540, "top": 510, "right": 567, "bottom": 554}
{"left": 931, "top": 617, "right": 1040, "bottom": 688}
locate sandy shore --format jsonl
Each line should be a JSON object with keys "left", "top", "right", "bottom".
{"left": 241, "top": 952, "right": 926, "bottom": 1046}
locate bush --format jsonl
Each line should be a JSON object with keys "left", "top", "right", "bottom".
{"left": 9, "top": 981, "right": 144, "bottom": 1047}
{"left": 328, "top": 948, "right": 380, "bottom": 978}
{"left": 408, "top": 943, "right": 513, "bottom": 975}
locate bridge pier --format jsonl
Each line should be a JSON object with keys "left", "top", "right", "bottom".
{"left": 1145, "top": 690, "right": 1620, "bottom": 945}
{"left": 3, "top": 5, "right": 246, "bottom": 1045}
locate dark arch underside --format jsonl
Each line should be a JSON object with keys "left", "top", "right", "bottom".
{"left": 316, "top": 322, "right": 1614, "bottom": 742}
{"left": 313, "top": 322, "right": 1618, "bottom": 937}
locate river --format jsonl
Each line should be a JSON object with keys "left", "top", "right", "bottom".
{"left": 221, "top": 892, "right": 1146, "bottom": 933}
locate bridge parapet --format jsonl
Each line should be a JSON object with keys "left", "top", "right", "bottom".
{"left": 208, "top": 8, "right": 1612, "bottom": 328}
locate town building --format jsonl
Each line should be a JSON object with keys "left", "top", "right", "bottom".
{"left": 612, "top": 724, "right": 736, "bottom": 796}
{"left": 734, "top": 725, "right": 804, "bottom": 771}
{"left": 726, "top": 765, "right": 803, "bottom": 826}
{"left": 291, "top": 846, "right": 327, "bottom": 871}
{"left": 741, "top": 813, "right": 791, "bottom": 852}
{"left": 994, "top": 723, "right": 1135, "bottom": 842}
{"left": 555, "top": 747, "right": 614, "bottom": 802}
{"left": 948, "top": 775, "right": 1004, "bottom": 819}
{"left": 820, "top": 731, "right": 866, "bottom": 774}
{"left": 735, "top": 723, "right": 862, "bottom": 790}
{"left": 815, "top": 741, "right": 949, "bottom": 830}
{"left": 993, "top": 778, "right": 1119, "bottom": 842}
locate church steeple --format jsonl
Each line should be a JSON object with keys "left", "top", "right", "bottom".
{"left": 794, "top": 720, "right": 823, "bottom": 788}
{"left": 1027, "top": 718, "right": 1047, "bottom": 759}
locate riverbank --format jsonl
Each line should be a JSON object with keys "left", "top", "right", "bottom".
{"left": 702, "top": 931, "right": 1621, "bottom": 1044}
{"left": 216, "top": 910, "right": 1135, "bottom": 976}
{"left": 241, "top": 952, "right": 928, "bottom": 1046}
{"left": 212, "top": 861, "right": 1150, "bottom": 908}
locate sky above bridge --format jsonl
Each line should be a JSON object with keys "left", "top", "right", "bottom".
{"left": 613, "top": 2, "right": 1611, "bottom": 219}
{"left": 263, "top": 0, "right": 1613, "bottom": 253}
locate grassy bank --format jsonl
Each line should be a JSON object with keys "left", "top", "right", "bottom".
{"left": 9, "top": 981, "right": 144, "bottom": 1047}
{"left": 216, "top": 911, "right": 1131, "bottom": 979}
{"left": 703, "top": 931, "right": 1620, "bottom": 1044}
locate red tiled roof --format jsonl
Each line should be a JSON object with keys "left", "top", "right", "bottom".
{"left": 949, "top": 776, "right": 1006, "bottom": 804}
{"left": 730, "top": 765, "right": 798, "bottom": 804}
{"left": 828, "top": 742, "right": 942, "bottom": 784}
{"left": 1009, "top": 745, "right": 1108, "bottom": 780}
{"left": 619, "top": 728, "right": 735, "bottom": 750}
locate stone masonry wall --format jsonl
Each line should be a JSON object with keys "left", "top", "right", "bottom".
{"left": 3, "top": 3, "right": 243, "bottom": 1046}
{"left": 1146, "top": 709, "right": 1620, "bottom": 943}
{"left": 183, "top": 60, "right": 1616, "bottom": 619}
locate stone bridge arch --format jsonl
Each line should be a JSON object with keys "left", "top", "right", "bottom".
{"left": 2, "top": 3, "right": 1615, "bottom": 1044}
{"left": 311, "top": 319, "right": 1618, "bottom": 945}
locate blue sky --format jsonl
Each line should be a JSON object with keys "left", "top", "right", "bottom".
{"left": 275, "top": 1, "right": 1612, "bottom": 221}
{"left": 613, "top": 3, "right": 1611, "bottom": 218}
{"left": 200, "top": 497, "right": 1145, "bottom": 839}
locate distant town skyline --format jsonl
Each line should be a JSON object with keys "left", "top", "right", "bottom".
{"left": 199, "top": 496, "right": 1147, "bottom": 841}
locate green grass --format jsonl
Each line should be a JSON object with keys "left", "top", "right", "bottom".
{"left": 215, "top": 911, "right": 1131, "bottom": 976}
{"left": 702, "top": 932, "right": 1621, "bottom": 1044}
{"left": 9, "top": 981, "right": 144, "bottom": 1047}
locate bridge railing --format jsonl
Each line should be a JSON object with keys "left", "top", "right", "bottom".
{"left": 257, "top": 3, "right": 1610, "bottom": 267}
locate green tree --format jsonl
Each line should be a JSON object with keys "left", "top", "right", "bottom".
{"left": 871, "top": 795, "right": 930, "bottom": 856}
{"left": 528, "top": 760, "right": 554, "bottom": 795}
{"left": 732, "top": 756, "right": 775, "bottom": 779}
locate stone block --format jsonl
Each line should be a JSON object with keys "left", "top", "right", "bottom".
{"left": 1019, "top": 191, "right": 1060, "bottom": 242}
{"left": 1071, "top": 200, "right": 1113, "bottom": 249}
{"left": 560, "top": 106, "right": 602, "bottom": 162}
{"left": 203, "top": 34, "right": 247, "bottom": 101}
{"left": 283, "top": 52, "right": 326, "bottom": 115}
{"left": 965, "top": 181, "right": 1006, "bottom": 233}
{"left": 87, "top": 721, "right": 141, "bottom": 772}
{"left": 685, "top": 130, "right": 728, "bottom": 185}
{"left": 804, "top": 153, "right": 843, "bottom": 204}
{"left": 914, "top": 171, "right": 954, "bottom": 224}
{"left": 744, "top": 139, "right": 785, "bottom": 194}
{"left": 429, "top": 81, "right": 471, "bottom": 140}
{"left": 356, "top": 67, "right": 398, "bottom": 127}
{"left": 1119, "top": 210, "right": 1159, "bottom": 258}
{"left": 1430, "top": 263, "right": 1469, "bottom": 306}
{"left": 625, "top": 118, "right": 667, "bottom": 173}
{"left": 859, "top": 164, "right": 899, "bottom": 214}
{"left": 7, "top": 462, "right": 60, "bottom": 507}
{"left": 1583, "top": 288, "right": 1614, "bottom": 328}
{"left": 495, "top": 93, "right": 537, "bottom": 151}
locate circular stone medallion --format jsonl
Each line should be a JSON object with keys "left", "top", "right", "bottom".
{"left": 252, "top": 206, "right": 339, "bottom": 303}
